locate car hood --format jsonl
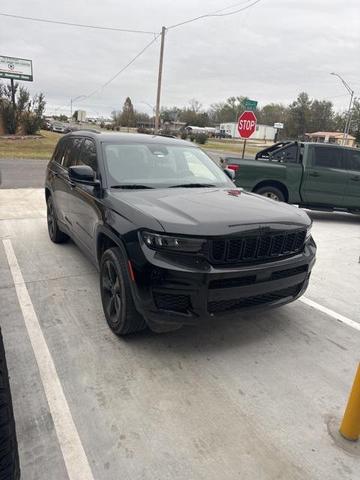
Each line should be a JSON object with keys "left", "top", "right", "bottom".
{"left": 109, "top": 187, "right": 311, "bottom": 236}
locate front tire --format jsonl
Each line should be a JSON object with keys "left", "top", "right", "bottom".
{"left": 100, "top": 248, "right": 147, "bottom": 335}
{"left": 254, "top": 185, "right": 285, "bottom": 202}
{"left": 47, "top": 196, "right": 68, "bottom": 243}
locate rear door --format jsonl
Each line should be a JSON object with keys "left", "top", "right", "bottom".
{"left": 48, "top": 139, "right": 68, "bottom": 225}
{"left": 301, "top": 145, "right": 347, "bottom": 207}
{"left": 343, "top": 149, "right": 360, "bottom": 209}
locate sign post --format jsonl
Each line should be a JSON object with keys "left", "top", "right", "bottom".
{"left": 237, "top": 110, "right": 257, "bottom": 158}
{"left": 0, "top": 55, "right": 33, "bottom": 112}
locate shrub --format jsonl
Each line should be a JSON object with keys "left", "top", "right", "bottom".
{"left": 194, "top": 133, "right": 208, "bottom": 144}
{"left": 22, "top": 93, "right": 46, "bottom": 135}
{"left": 180, "top": 132, "right": 187, "bottom": 140}
{"left": 0, "top": 83, "right": 45, "bottom": 135}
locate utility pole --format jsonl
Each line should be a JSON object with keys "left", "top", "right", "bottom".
{"left": 343, "top": 90, "right": 354, "bottom": 146}
{"left": 330, "top": 73, "right": 355, "bottom": 146}
{"left": 155, "top": 26, "right": 166, "bottom": 134}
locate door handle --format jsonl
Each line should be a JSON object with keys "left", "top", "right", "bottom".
{"left": 350, "top": 176, "right": 360, "bottom": 181}
{"left": 309, "top": 172, "right": 320, "bottom": 177}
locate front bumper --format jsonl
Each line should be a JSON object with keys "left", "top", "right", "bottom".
{"left": 130, "top": 239, "right": 316, "bottom": 332}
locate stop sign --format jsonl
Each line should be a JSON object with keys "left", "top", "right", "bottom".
{"left": 237, "top": 110, "right": 257, "bottom": 138}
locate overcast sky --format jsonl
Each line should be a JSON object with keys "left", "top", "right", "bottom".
{"left": 1, "top": 0, "right": 359, "bottom": 118}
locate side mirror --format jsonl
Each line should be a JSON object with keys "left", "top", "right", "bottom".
{"left": 224, "top": 168, "right": 235, "bottom": 180}
{"left": 68, "top": 165, "right": 100, "bottom": 187}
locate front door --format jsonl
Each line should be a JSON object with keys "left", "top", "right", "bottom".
{"left": 68, "top": 138, "right": 102, "bottom": 254}
{"left": 344, "top": 149, "right": 360, "bottom": 209}
{"left": 301, "top": 145, "right": 347, "bottom": 207}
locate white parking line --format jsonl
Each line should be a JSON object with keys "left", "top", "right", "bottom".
{"left": 300, "top": 297, "right": 360, "bottom": 332}
{"left": 3, "top": 239, "right": 95, "bottom": 480}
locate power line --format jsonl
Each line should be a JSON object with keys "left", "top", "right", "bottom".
{"left": 167, "top": 0, "right": 263, "bottom": 30}
{"left": 0, "top": 12, "right": 158, "bottom": 35}
{"left": 73, "top": 34, "right": 161, "bottom": 104}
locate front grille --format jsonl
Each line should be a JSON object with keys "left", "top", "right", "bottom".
{"left": 207, "top": 229, "right": 306, "bottom": 265}
{"left": 208, "top": 284, "right": 302, "bottom": 314}
{"left": 154, "top": 292, "right": 191, "bottom": 313}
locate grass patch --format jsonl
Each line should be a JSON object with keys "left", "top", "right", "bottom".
{"left": 0, "top": 130, "right": 59, "bottom": 159}
{"left": 0, "top": 130, "right": 270, "bottom": 160}
{"left": 205, "top": 140, "right": 265, "bottom": 156}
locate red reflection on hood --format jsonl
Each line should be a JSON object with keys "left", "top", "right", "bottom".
{"left": 226, "top": 189, "right": 242, "bottom": 197}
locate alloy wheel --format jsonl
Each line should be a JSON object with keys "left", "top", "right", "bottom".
{"left": 102, "top": 260, "right": 122, "bottom": 323}
{"left": 47, "top": 199, "right": 55, "bottom": 237}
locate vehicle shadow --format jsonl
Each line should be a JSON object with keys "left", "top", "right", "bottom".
{"left": 123, "top": 305, "right": 298, "bottom": 356}
{"left": 305, "top": 210, "right": 360, "bottom": 224}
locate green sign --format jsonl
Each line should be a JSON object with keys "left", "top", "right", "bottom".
{"left": 243, "top": 99, "right": 257, "bottom": 111}
{"left": 0, "top": 55, "right": 33, "bottom": 82}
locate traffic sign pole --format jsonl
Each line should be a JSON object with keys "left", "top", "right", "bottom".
{"left": 242, "top": 139, "right": 246, "bottom": 159}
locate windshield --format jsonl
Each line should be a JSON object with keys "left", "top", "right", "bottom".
{"left": 102, "top": 143, "right": 232, "bottom": 188}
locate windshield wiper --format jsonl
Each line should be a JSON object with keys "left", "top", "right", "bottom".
{"left": 110, "top": 184, "right": 154, "bottom": 189}
{"left": 169, "top": 183, "right": 216, "bottom": 188}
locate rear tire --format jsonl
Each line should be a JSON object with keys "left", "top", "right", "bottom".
{"left": 255, "top": 185, "right": 285, "bottom": 202}
{"left": 47, "top": 195, "right": 68, "bottom": 243}
{"left": 0, "top": 329, "right": 20, "bottom": 480}
{"left": 100, "top": 247, "right": 147, "bottom": 335}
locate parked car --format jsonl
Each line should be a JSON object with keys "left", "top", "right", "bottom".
{"left": 51, "top": 122, "right": 71, "bottom": 134}
{"left": 225, "top": 142, "right": 360, "bottom": 213}
{"left": 45, "top": 132, "right": 316, "bottom": 334}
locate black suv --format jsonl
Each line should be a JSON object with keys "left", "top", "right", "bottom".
{"left": 45, "top": 131, "right": 316, "bottom": 334}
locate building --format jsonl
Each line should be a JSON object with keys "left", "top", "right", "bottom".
{"left": 306, "top": 131, "right": 356, "bottom": 147}
{"left": 76, "top": 110, "right": 87, "bottom": 122}
{"left": 219, "top": 123, "right": 277, "bottom": 141}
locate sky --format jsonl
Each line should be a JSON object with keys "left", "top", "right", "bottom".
{"left": 0, "top": 0, "right": 359, "bottom": 118}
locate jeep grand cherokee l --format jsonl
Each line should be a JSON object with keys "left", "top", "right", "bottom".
{"left": 45, "top": 131, "right": 316, "bottom": 334}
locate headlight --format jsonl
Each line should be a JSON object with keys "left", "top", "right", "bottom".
{"left": 141, "top": 231, "right": 206, "bottom": 253}
{"left": 305, "top": 224, "right": 312, "bottom": 241}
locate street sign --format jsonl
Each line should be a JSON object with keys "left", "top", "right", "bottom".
{"left": 237, "top": 110, "right": 257, "bottom": 138}
{"left": 0, "top": 55, "right": 33, "bottom": 82}
{"left": 274, "top": 122, "right": 284, "bottom": 129}
{"left": 243, "top": 98, "right": 258, "bottom": 111}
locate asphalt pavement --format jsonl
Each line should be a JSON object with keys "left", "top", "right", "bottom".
{"left": 0, "top": 158, "right": 47, "bottom": 189}
{"left": 0, "top": 188, "right": 359, "bottom": 479}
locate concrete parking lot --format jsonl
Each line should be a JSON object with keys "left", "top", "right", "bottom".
{"left": 0, "top": 187, "right": 359, "bottom": 480}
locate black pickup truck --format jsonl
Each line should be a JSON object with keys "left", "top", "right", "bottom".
{"left": 225, "top": 142, "right": 360, "bottom": 213}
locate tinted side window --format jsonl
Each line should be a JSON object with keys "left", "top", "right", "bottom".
{"left": 272, "top": 144, "right": 298, "bottom": 163}
{"left": 78, "top": 139, "right": 97, "bottom": 170}
{"left": 52, "top": 141, "right": 66, "bottom": 164}
{"left": 345, "top": 150, "right": 360, "bottom": 172}
{"left": 62, "top": 138, "right": 83, "bottom": 168}
{"left": 313, "top": 147, "right": 343, "bottom": 169}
